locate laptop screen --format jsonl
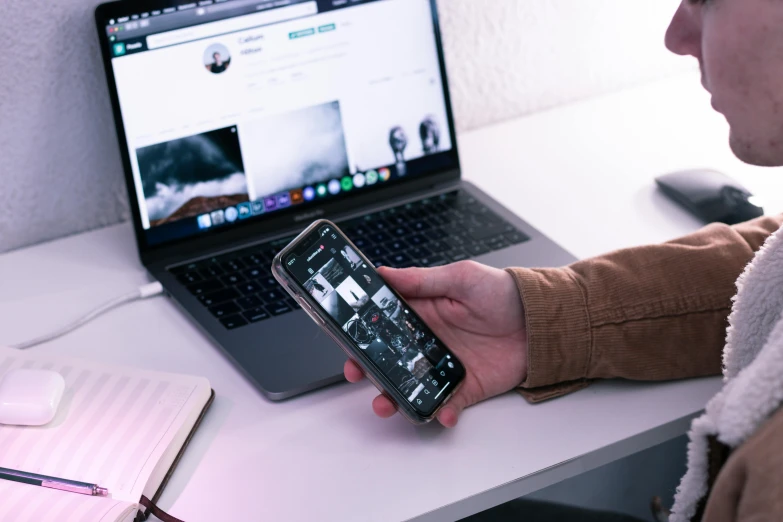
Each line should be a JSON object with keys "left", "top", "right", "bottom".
{"left": 101, "top": 0, "right": 456, "bottom": 247}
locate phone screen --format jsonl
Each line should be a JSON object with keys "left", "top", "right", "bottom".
{"left": 283, "top": 224, "right": 465, "bottom": 417}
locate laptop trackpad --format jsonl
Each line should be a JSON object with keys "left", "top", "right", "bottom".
{"left": 224, "top": 310, "right": 346, "bottom": 400}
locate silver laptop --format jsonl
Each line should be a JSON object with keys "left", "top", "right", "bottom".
{"left": 94, "top": 0, "right": 576, "bottom": 400}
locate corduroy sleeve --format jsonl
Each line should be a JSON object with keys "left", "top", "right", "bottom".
{"left": 506, "top": 214, "right": 783, "bottom": 403}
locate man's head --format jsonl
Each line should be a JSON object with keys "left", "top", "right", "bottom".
{"left": 666, "top": 0, "right": 783, "bottom": 167}
{"left": 213, "top": 51, "right": 222, "bottom": 65}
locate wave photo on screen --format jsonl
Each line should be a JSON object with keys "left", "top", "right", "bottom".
{"left": 136, "top": 126, "right": 249, "bottom": 227}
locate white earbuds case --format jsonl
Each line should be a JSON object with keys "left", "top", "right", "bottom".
{"left": 0, "top": 369, "right": 65, "bottom": 426}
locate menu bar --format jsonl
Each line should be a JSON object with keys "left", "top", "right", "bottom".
{"left": 105, "top": 0, "right": 381, "bottom": 45}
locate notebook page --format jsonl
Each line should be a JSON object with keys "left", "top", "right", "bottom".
{"left": 0, "top": 347, "right": 211, "bottom": 503}
{"left": 0, "top": 480, "right": 136, "bottom": 522}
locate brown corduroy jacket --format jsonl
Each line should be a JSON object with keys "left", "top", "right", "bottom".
{"left": 507, "top": 214, "right": 783, "bottom": 522}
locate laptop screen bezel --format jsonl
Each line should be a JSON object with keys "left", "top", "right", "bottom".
{"left": 94, "top": 0, "right": 462, "bottom": 265}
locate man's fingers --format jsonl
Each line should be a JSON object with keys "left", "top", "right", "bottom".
{"left": 436, "top": 391, "right": 471, "bottom": 428}
{"left": 378, "top": 263, "right": 470, "bottom": 300}
{"left": 372, "top": 395, "right": 398, "bottom": 418}
{"left": 344, "top": 360, "right": 365, "bottom": 383}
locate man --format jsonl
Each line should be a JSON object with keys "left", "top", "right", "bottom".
{"left": 208, "top": 51, "right": 229, "bottom": 74}
{"left": 345, "top": 1, "right": 783, "bottom": 520}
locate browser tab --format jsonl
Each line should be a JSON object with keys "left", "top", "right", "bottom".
{"left": 146, "top": 1, "right": 318, "bottom": 50}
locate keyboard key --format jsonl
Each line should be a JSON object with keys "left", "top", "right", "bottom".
{"left": 389, "top": 253, "right": 413, "bottom": 266}
{"left": 177, "top": 271, "right": 203, "bottom": 285}
{"left": 187, "top": 279, "right": 224, "bottom": 296}
{"left": 236, "top": 295, "right": 263, "bottom": 310}
{"left": 242, "top": 307, "right": 271, "bottom": 323}
{"left": 445, "top": 250, "right": 469, "bottom": 262}
{"left": 243, "top": 268, "right": 265, "bottom": 280}
{"left": 424, "top": 228, "right": 448, "bottom": 241}
{"left": 407, "top": 234, "right": 428, "bottom": 246}
{"left": 259, "top": 276, "right": 279, "bottom": 289}
{"left": 386, "top": 214, "right": 407, "bottom": 226}
{"left": 373, "top": 258, "right": 390, "bottom": 268}
{"left": 369, "top": 220, "right": 390, "bottom": 232}
{"left": 421, "top": 255, "right": 448, "bottom": 267}
{"left": 408, "top": 246, "right": 433, "bottom": 259}
{"left": 219, "top": 259, "right": 245, "bottom": 274}
{"left": 267, "top": 302, "right": 293, "bottom": 316}
{"left": 286, "top": 297, "right": 300, "bottom": 310}
{"left": 471, "top": 205, "right": 493, "bottom": 218}
{"left": 352, "top": 237, "right": 370, "bottom": 249}
{"left": 199, "top": 287, "right": 241, "bottom": 306}
{"left": 346, "top": 225, "right": 369, "bottom": 236}
{"left": 367, "top": 245, "right": 390, "bottom": 258}
{"left": 391, "top": 226, "right": 412, "bottom": 237}
{"left": 505, "top": 232, "right": 530, "bottom": 244}
{"left": 170, "top": 262, "right": 200, "bottom": 275}
{"left": 445, "top": 237, "right": 466, "bottom": 249}
{"left": 427, "top": 240, "right": 449, "bottom": 254}
{"left": 241, "top": 255, "right": 265, "bottom": 266}
{"left": 259, "top": 289, "right": 286, "bottom": 303}
{"left": 466, "top": 223, "right": 508, "bottom": 241}
{"left": 385, "top": 239, "right": 409, "bottom": 253}
{"left": 220, "top": 273, "right": 246, "bottom": 286}
{"left": 209, "top": 301, "right": 241, "bottom": 318}
{"left": 404, "top": 208, "right": 425, "bottom": 220}
{"left": 454, "top": 193, "right": 478, "bottom": 207}
{"left": 442, "top": 220, "right": 469, "bottom": 233}
{"left": 429, "top": 201, "right": 450, "bottom": 213}
{"left": 410, "top": 221, "right": 432, "bottom": 232}
{"left": 370, "top": 232, "right": 392, "bottom": 243}
{"left": 237, "top": 282, "right": 261, "bottom": 295}
{"left": 220, "top": 315, "right": 248, "bottom": 330}
{"left": 427, "top": 214, "right": 448, "bottom": 227}
{"left": 466, "top": 243, "right": 490, "bottom": 256}
{"left": 255, "top": 250, "right": 275, "bottom": 264}
{"left": 486, "top": 235, "right": 511, "bottom": 251}
{"left": 199, "top": 264, "right": 224, "bottom": 278}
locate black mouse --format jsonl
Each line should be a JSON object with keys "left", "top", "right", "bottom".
{"left": 655, "top": 169, "right": 764, "bottom": 225}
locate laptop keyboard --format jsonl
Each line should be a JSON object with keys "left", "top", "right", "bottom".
{"left": 169, "top": 190, "right": 530, "bottom": 330}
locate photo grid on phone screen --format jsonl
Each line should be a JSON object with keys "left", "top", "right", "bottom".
{"left": 303, "top": 245, "right": 455, "bottom": 407}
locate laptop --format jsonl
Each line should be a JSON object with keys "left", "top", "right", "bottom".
{"left": 94, "top": 0, "right": 576, "bottom": 400}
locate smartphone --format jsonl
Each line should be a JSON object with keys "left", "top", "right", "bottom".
{"left": 272, "top": 219, "right": 466, "bottom": 424}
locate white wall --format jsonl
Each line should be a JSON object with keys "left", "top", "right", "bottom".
{"left": 439, "top": 0, "right": 693, "bottom": 130}
{"left": 0, "top": 0, "right": 694, "bottom": 253}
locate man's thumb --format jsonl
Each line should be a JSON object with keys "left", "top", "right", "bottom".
{"left": 378, "top": 265, "right": 460, "bottom": 299}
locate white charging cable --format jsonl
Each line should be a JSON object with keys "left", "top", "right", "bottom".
{"left": 10, "top": 282, "right": 165, "bottom": 350}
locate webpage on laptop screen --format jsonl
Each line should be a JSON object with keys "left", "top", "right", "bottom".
{"left": 108, "top": 0, "right": 453, "bottom": 245}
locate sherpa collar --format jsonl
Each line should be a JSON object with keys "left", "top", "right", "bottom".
{"left": 670, "top": 225, "right": 783, "bottom": 521}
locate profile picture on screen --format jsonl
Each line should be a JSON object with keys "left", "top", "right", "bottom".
{"left": 204, "top": 43, "right": 231, "bottom": 74}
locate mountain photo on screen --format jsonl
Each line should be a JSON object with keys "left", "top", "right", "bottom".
{"left": 136, "top": 125, "right": 249, "bottom": 227}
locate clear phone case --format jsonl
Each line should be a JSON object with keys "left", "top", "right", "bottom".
{"left": 271, "top": 219, "right": 463, "bottom": 425}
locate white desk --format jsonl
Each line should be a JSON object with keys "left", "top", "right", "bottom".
{"left": 2, "top": 72, "right": 780, "bottom": 522}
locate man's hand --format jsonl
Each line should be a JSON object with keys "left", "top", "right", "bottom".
{"left": 344, "top": 261, "right": 528, "bottom": 428}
